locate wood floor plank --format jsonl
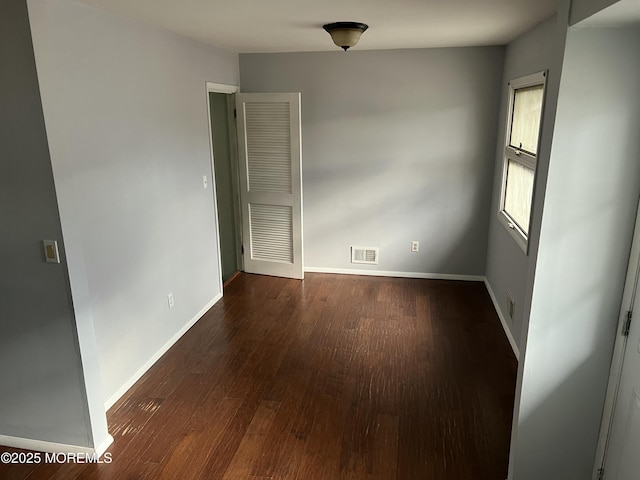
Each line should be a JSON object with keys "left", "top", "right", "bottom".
{"left": 222, "top": 400, "right": 279, "bottom": 479}
{"left": 0, "top": 273, "right": 516, "bottom": 480}
{"left": 369, "top": 414, "right": 399, "bottom": 479}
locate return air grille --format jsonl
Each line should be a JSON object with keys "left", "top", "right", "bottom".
{"left": 351, "top": 247, "right": 379, "bottom": 265}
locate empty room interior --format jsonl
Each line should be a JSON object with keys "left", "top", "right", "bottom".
{"left": 3, "top": 0, "right": 640, "bottom": 479}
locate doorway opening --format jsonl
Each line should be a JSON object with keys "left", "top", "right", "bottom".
{"left": 207, "top": 83, "right": 242, "bottom": 286}
{"left": 207, "top": 85, "right": 304, "bottom": 285}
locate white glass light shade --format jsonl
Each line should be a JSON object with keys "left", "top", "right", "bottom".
{"left": 323, "top": 22, "right": 369, "bottom": 51}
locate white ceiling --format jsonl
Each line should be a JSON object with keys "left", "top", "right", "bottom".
{"left": 74, "top": 0, "right": 559, "bottom": 53}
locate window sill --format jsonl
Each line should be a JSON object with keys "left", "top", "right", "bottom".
{"left": 498, "top": 212, "right": 529, "bottom": 255}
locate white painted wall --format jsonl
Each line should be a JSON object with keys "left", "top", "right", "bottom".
{"left": 509, "top": 20, "right": 640, "bottom": 480}
{"left": 0, "top": 0, "right": 107, "bottom": 451}
{"left": 240, "top": 48, "right": 504, "bottom": 278}
{"left": 27, "top": 0, "right": 240, "bottom": 405}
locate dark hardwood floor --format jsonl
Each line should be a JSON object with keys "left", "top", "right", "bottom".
{"left": 1, "top": 273, "right": 517, "bottom": 479}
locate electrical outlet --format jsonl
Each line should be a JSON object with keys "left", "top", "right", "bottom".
{"left": 203, "top": 175, "right": 208, "bottom": 189}
{"left": 167, "top": 292, "right": 174, "bottom": 309}
{"left": 411, "top": 241, "right": 419, "bottom": 252}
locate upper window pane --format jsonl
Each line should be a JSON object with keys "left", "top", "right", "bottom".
{"left": 509, "top": 84, "right": 543, "bottom": 155}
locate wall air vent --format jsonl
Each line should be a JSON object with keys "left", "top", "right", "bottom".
{"left": 351, "top": 246, "right": 379, "bottom": 265}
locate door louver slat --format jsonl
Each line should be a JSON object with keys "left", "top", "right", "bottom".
{"left": 245, "top": 102, "right": 292, "bottom": 194}
{"left": 249, "top": 204, "right": 293, "bottom": 263}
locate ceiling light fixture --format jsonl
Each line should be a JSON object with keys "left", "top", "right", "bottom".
{"left": 322, "top": 22, "right": 369, "bottom": 51}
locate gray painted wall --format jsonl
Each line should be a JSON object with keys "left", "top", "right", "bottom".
{"left": 240, "top": 48, "right": 504, "bottom": 277}
{"left": 0, "top": 0, "right": 106, "bottom": 449}
{"left": 485, "top": 16, "right": 558, "bottom": 351}
{"left": 510, "top": 21, "right": 640, "bottom": 480}
{"left": 27, "top": 0, "right": 240, "bottom": 404}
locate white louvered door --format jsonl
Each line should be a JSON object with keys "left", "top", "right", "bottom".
{"left": 236, "top": 93, "right": 303, "bottom": 279}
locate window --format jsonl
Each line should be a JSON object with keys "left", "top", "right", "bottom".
{"left": 499, "top": 71, "right": 546, "bottom": 253}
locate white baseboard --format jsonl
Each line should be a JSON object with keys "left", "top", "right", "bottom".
{"left": 95, "top": 434, "right": 114, "bottom": 456}
{"left": 0, "top": 433, "right": 113, "bottom": 456}
{"left": 104, "top": 293, "right": 223, "bottom": 410}
{"left": 304, "top": 267, "right": 484, "bottom": 282}
{"left": 484, "top": 279, "right": 520, "bottom": 360}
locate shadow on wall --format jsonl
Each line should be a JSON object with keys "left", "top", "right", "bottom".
{"left": 514, "top": 352, "right": 612, "bottom": 479}
{"left": 512, "top": 192, "right": 634, "bottom": 479}
{"left": 303, "top": 104, "right": 494, "bottom": 275}
{"left": 238, "top": 48, "right": 504, "bottom": 276}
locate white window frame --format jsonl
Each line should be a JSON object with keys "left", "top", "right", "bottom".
{"left": 498, "top": 71, "right": 547, "bottom": 254}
